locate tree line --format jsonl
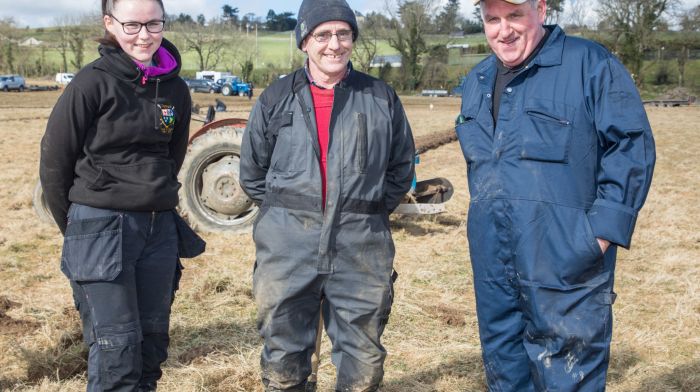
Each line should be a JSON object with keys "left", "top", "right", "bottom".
{"left": 348, "top": 0, "right": 700, "bottom": 92}
{"left": 171, "top": 5, "right": 297, "bottom": 32}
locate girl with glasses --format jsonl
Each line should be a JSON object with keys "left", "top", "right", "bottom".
{"left": 40, "top": 0, "right": 204, "bottom": 390}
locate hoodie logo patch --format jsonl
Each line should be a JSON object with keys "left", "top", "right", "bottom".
{"left": 158, "top": 104, "right": 176, "bottom": 134}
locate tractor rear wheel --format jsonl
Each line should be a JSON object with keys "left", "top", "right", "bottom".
{"left": 32, "top": 180, "right": 55, "bottom": 225}
{"left": 221, "top": 85, "right": 232, "bottom": 96}
{"left": 178, "top": 126, "right": 258, "bottom": 233}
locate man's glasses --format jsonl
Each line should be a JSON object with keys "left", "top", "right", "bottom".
{"left": 110, "top": 15, "right": 165, "bottom": 35}
{"left": 311, "top": 29, "right": 353, "bottom": 43}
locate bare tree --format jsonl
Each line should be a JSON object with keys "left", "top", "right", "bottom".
{"left": 174, "top": 23, "right": 227, "bottom": 70}
{"left": 227, "top": 34, "right": 255, "bottom": 80}
{"left": 660, "top": 7, "right": 700, "bottom": 87}
{"left": 0, "top": 17, "right": 15, "bottom": 40}
{"left": 678, "top": 5, "right": 700, "bottom": 32}
{"left": 435, "top": 0, "right": 461, "bottom": 34}
{"left": 0, "top": 17, "right": 16, "bottom": 72}
{"left": 53, "top": 15, "right": 99, "bottom": 73}
{"left": 57, "top": 27, "right": 70, "bottom": 72}
{"left": 546, "top": 0, "right": 565, "bottom": 24}
{"left": 386, "top": 0, "right": 437, "bottom": 91}
{"left": 597, "top": 0, "right": 678, "bottom": 85}
{"left": 565, "top": 0, "right": 589, "bottom": 29}
{"left": 68, "top": 29, "right": 85, "bottom": 70}
{"left": 351, "top": 22, "right": 381, "bottom": 73}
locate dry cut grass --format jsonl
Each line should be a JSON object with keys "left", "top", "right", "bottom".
{"left": 0, "top": 87, "right": 697, "bottom": 391}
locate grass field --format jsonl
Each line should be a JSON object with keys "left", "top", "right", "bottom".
{"left": 0, "top": 85, "right": 697, "bottom": 391}
{"left": 11, "top": 29, "right": 489, "bottom": 75}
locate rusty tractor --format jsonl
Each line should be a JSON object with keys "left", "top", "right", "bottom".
{"left": 33, "top": 114, "right": 455, "bottom": 232}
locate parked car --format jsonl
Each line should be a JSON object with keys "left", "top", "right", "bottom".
{"left": 215, "top": 76, "right": 251, "bottom": 96}
{"left": 55, "top": 73, "right": 74, "bottom": 85}
{"left": 184, "top": 78, "right": 221, "bottom": 94}
{"left": 0, "top": 74, "right": 25, "bottom": 92}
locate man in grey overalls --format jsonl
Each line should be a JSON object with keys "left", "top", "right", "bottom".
{"left": 239, "top": 0, "right": 416, "bottom": 390}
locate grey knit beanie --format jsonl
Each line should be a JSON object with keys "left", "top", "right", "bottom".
{"left": 295, "top": 0, "right": 359, "bottom": 49}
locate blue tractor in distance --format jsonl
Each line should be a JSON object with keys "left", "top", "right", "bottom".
{"left": 216, "top": 76, "right": 252, "bottom": 97}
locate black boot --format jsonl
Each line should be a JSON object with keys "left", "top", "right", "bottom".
{"left": 137, "top": 382, "right": 157, "bottom": 392}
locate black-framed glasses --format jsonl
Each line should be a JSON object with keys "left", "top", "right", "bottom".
{"left": 311, "top": 29, "right": 353, "bottom": 43}
{"left": 110, "top": 15, "right": 165, "bottom": 34}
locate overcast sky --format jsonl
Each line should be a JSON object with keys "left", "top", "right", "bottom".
{"left": 1, "top": 0, "right": 699, "bottom": 28}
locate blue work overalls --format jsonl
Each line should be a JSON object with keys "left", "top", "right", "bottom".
{"left": 457, "top": 26, "right": 655, "bottom": 391}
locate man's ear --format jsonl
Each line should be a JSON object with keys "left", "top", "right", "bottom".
{"left": 537, "top": 0, "right": 547, "bottom": 23}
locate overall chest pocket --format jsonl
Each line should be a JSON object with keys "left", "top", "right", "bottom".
{"left": 456, "top": 112, "right": 492, "bottom": 164}
{"left": 519, "top": 100, "right": 575, "bottom": 163}
{"left": 345, "top": 112, "right": 368, "bottom": 174}
{"left": 269, "top": 111, "right": 307, "bottom": 173}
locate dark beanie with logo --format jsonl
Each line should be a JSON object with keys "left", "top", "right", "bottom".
{"left": 295, "top": 0, "right": 359, "bottom": 49}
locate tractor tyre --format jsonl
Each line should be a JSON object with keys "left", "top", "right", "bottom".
{"left": 177, "top": 126, "right": 258, "bottom": 233}
{"left": 221, "top": 85, "right": 232, "bottom": 96}
{"left": 32, "top": 179, "right": 55, "bottom": 225}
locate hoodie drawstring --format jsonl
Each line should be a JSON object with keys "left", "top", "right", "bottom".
{"left": 154, "top": 78, "right": 161, "bottom": 130}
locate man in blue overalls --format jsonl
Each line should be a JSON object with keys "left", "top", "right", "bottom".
{"left": 457, "top": 0, "right": 656, "bottom": 390}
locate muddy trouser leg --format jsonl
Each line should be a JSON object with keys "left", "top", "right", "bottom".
{"left": 254, "top": 262, "right": 323, "bottom": 391}
{"left": 307, "top": 306, "right": 324, "bottom": 388}
{"left": 514, "top": 202, "right": 618, "bottom": 392}
{"left": 468, "top": 200, "right": 534, "bottom": 392}
{"left": 322, "top": 264, "right": 394, "bottom": 392}
{"left": 519, "top": 268, "right": 616, "bottom": 392}
{"left": 135, "top": 211, "right": 179, "bottom": 390}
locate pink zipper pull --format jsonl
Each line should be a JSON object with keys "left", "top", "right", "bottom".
{"left": 142, "top": 75, "right": 147, "bottom": 85}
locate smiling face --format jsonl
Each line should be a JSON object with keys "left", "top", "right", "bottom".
{"left": 103, "top": 0, "right": 164, "bottom": 65}
{"left": 482, "top": 0, "right": 546, "bottom": 68}
{"left": 301, "top": 20, "right": 354, "bottom": 87}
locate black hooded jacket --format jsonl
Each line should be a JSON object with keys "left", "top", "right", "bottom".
{"left": 40, "top": 39, "right": 192, "bottom": 233}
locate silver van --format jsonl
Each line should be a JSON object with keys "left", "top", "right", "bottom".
{"left": 0, "top": 75, "right": 25, "bottom": 92}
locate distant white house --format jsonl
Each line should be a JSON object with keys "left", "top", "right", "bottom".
{"left": 19, "top": 37, "right": 43, "bottom": 46}
{"left": 446, "top": 43, "right": 470, "bottom": 49}
{"left": 370, "top": 55, "right": 402, "bottom": 68}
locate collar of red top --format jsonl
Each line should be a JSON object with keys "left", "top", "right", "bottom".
{"left": 135, "top": 46, "right": 178, "bottom": 85}
{"left": 304, "top": 59, "right": 352, "bottom": 89}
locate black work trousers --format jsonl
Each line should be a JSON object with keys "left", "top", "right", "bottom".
{"left": 63, "top": 203, "right": 180, "bottom": 391}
